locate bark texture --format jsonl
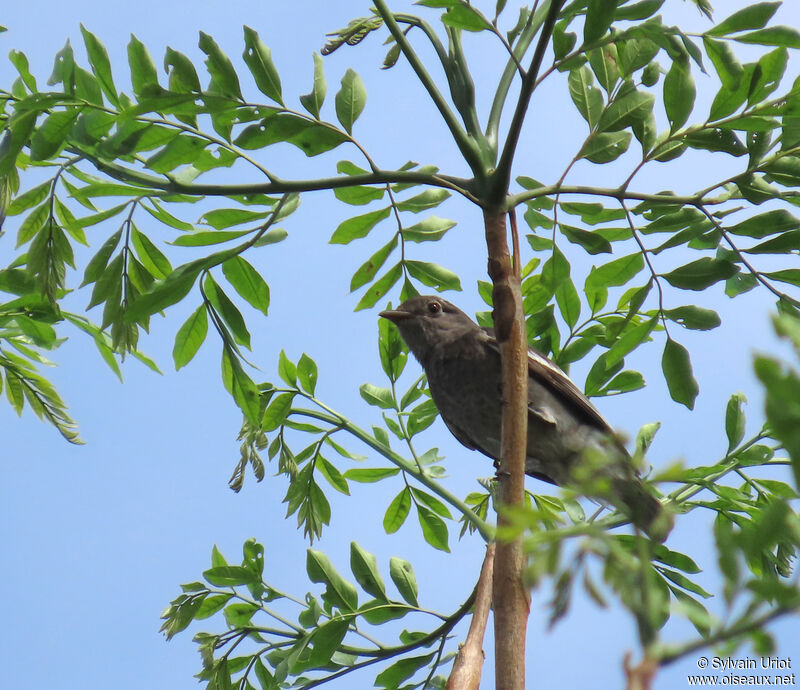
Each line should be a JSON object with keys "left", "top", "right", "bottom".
{"left": 484, "top": 208, "right": 530, "bottom": 690}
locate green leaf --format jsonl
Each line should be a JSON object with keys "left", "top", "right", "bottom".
{"left": 300, "top": 53, "right": 326, "bottom": 119}
{"left": 615, "top": 0, "right": 664, "bottom": 22}
{"left": 278, "top": 349, "right": 297, "bottom": 386}
{"left": 662, "top": 339, "right": 699, "bottom": 409}
{"left": 733, "top": 26, "right": 800, "bottom": 49}
{"left": 584, "top": 0, "right": 615, "bottom": 44}
{"left": 597, "top": 89, "right": 655, "bottom": 133}
{"left": 8, "top": 49, "right": 36, "bottom": 91}
{"left": 204, "top": 275, "right": 251, "bottom": 349}
{"left": 584, "top": 253, "right": 644, "bottom": 311}
{"left": 344, "top": 467, "right": 400, "bottom": 483}
{"left": 605, "top": 315, "right": 658, "bottom": 368}
{"left": 82, "top": 229, "right": 122, "bottom": 287}
{"left": 221, "top": 256, "right": 270, "bottom": 316}
{"left": 725, "top": 392, "right": 747, "bottom": 452}
{"left": 581, "top": 131, "right": 632, "bottom": 163}
{"left": 127, "top": 34, "right": 159, "bottom": 98}
{"left": 316, "top": 455, "right": 349, "bottom": 495}
{"left": 355, "top": 263, "right": 402, "bottom": 311}
{"left": 359, "top": 383, "right": 395, "bottom": 409}
{"left": 224, "top": 602, "right": 258, "bottom": 626}
{"left": 297, "top": 354, "right": 318, "bottom": 395}
{"left": 744, "top": 231, "right": 800, "bottom": 254}
{"left": 664, "top": 56, "right": 695, "bottom": 131}
{"left": 14, "top": 315, "right": 57, "bottom": 347}
{"left": 164, "top": 47, "right": 201, "bottom": 93}
{"left": 402, "top": 216, "right": 456, "bottom": 243}
{"left": 662, "top": 258, "right": 737, "bottom": 290}
{"left": 440, "top": 4, "right": 490, "bottom": 32}
{"left": 389, "top": 555, "right": 418, "bottom": 606}
{"left": 261, "top": 392, "right": 293, "bottom": 431}
{"left": 416, "top": 505, "right": 449, "bottom": 552}
{"left": 663, "top": 305, "right": 721, "bottom": 330}
{"left": 131, "top": 230, "right": 172, "bottom": 280}
{"left": 671, "top": 587, "right": 712, "bottom": 636}
{"left": 145, "top": 135, "right": 208, "bottom": 174}
{"left": 560, "top": 224, "right": 612, "bottom": 254}
{"left": 335, "top": 68, "right": 366, "bottom": 134}
{"left": 87, "top": 253, "right": 123, "bottom": 310}
{"left": 242, "top": 26, "right": 283, "bottom": 105}
{"left": 375, "top": 654, "right": 435, "bottom": 689}
{"left": 194, "top": 593, "right": 232, "bottom": 620}
{"left": 568, "top": 66, "right": 604, "bottom": 128}
{"left": 308, "top": 619, "right": 349, "bottom": 668}
{"left": 173, "top": 304, "right": 208, "bottom": 370}
{"left": 221, "top": 350, "right": 261, "bottom": 424}
{"left": 765, "top": 269, "right": 800, "bottom": 288}
{"left": 634, "top": 421, "right": 661, "bottom": 462}
{"left": 0, "top": 110, "right": 37, "bottom": 177}
{"left": 330, "top": 207, "right": 390, "bottom": 244}
{"left": 384, "top": 488, "right": 412, "bottom": 534}
{"left": 619, "top": 37, "right": 660, "bottom": 76}
{"left": 597, "top": 369, "right": 645, "bottom": 395}
{"left": 203, "top": 565, "right": 257, "bottom": 587}
{"left": 405, "top": 261, "right": 461, "bottom": 292}
{"left": 199, "top": 32, "right": 242, "bottom": 99}
{"left": 703, "top": 36, "right": 743, "bottom": 90}
{"left": 588, "top": 44, "right": 620, "bottom": 93}
{"left": 706, "top": 3, "right": 780, "bottom": 37}
{"left": 653, "top": 544, "right": 702, "bottom": 574}
{"left": 350, "top": 236, "right": 398, "bottom": 291}
{"left": 725, "top": 272, "right": 759, "bottom": 297}
{"left": 350, "top": 542, "right": 387, "bottom": 600}
{"left": 411, "top": 488, "right": 452, "bottom": 520}
{"left": 80, "top": 25, "right": 117, "bottom": 105}
{"left": 396, "top": 189, "right": 450, "bottom": 213}
{"left": 555, "top": 275, "right": 581, "bottom": 329}
{"left": 30, "top": 110, "right": 80, "bottom": 161}
{"left": 306, "top": 549, "right": 358, "bottom": 611}
{"left": 685, "top": 127, "right": 746, "bottom": 156}
{"left": 333, "top": 184, "right": 385, "bottom": 206}
{"left": 201, "top": 208, "right": 270, "bottom": 230}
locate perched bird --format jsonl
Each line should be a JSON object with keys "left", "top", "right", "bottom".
{"left": 380, "top": 295, "right": 669, "bottom": 540}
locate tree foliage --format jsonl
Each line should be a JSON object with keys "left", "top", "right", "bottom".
{"left": 2, "top": 1, "right": 800, "bottom": 688}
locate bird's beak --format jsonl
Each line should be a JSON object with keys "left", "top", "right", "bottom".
{"left": 379, "top": 309, "right": 412, "bottom": 323}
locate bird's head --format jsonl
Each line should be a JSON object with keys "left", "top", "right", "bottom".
{"left": 379, "top": 296, "right": 482, "bottom": 365}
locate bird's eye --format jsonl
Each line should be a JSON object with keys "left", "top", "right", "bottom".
{"left": 427, "top": 301, "right": 441, "bottom": 314}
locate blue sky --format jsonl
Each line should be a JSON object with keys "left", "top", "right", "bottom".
{"left": 2, "top": 1, "right": 799, "bottom": 688}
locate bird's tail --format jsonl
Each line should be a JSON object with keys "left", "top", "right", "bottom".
{"left": 613, "top": 476, "right": 673, "bottom": 542}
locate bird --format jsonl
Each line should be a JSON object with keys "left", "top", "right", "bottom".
{"left": 380, "top": 295, "right": 670, "bottom": 541}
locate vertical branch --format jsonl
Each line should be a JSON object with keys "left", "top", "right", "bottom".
{"left": 490, "top": 0, "right": 566, "bottom": 203}
{"left": 372, "top": 0, "right": 485, "bottom": 177}
{"left": 484, "top": 207, "right": 530, "bottom": 690}
{"left": 446, "top": 543, "right": 495, "bottom": 690}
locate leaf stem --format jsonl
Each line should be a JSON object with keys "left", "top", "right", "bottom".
{"left": 292, "top": 401, "right": 494, "bottom": 542}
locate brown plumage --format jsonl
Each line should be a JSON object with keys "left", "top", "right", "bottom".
{"left": 380, "top": 295, "right": 670, "bottom": 540}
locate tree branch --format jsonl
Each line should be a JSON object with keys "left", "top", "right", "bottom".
{"left": 490, "top": 0, "right": 566, "bottom": 204}
{"left": 484, "top": 207, "right": 529, "bottom": 690}
{"left": 74, "top": 150, "right": 477, "bottom": 200}
{"left": 372, "top": 0, "right": 486, "bottom": 177}
{"left": 446, "top": 543, "right": 495, "bottom": 690}
{"left": 292, "top": 404, "right": 494, "bottom": 542}
{"left": 486, "top": 3, "right": 547, "bottom": 155}
{"left": 658, "top": 605, "right": 798, "bottom": 667}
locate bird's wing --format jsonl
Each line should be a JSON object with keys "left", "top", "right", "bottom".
{"left": 440, "top": 415, "right": 480, "bottom": 452}
{"left": 481, "top": 328, "right": 613, "bottom": 434}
